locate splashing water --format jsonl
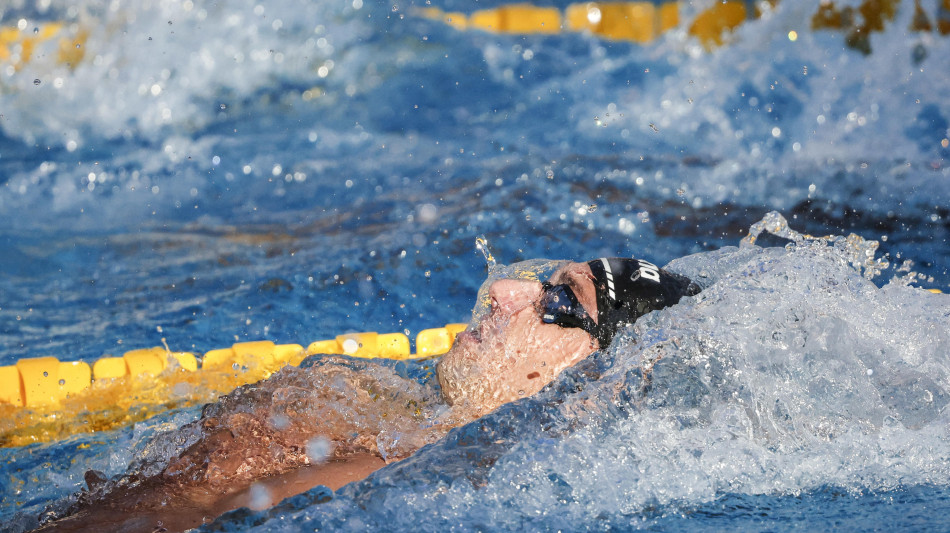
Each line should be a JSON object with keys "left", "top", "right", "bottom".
{"left": 741, "top": 211, "right": 891, "bottom": 280}
{"left": 19, "top": 213, "right": 933, "bottom": 533}
{"left": 1, "top": 0, "right": 949, "bottom": 530}
{"left": 1, "top": 213, "right": 948, "bottom": 532}
{"left": 474, "top": 234, "right": 497, "bottom": 274}
{"left": 237, "top": 216, "right": 945, "bottom": 532}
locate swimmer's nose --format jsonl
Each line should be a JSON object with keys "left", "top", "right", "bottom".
{"left": 488, "top": 279, "right": 541, "bottom": 315}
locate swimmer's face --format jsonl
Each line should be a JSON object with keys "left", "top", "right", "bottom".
{"left": 437, "top": 262, "right": 600, "bottom": 415}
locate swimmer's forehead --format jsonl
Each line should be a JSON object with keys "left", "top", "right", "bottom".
{"left": 486, "top": 260, "right": 593, "bottom": 288}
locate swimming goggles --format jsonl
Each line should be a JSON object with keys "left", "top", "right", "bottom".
{"left": 539, "top": 281, "right": 597, "bottom": 335}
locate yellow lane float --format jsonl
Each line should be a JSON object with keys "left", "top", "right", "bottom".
{"left": 0, "top": 324, "right": 466, "bottom": 447}
{"left": 418, "top": 0, "right": 950, "bottom": 51}
{"left": 0, "top": 20, "right": 87, "bottom": 71}
{"left": 2, "top": 1, "right": 948, "bottom": 75}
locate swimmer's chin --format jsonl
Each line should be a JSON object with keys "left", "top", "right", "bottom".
{"left": 435, "top": 334, "right": 492, "bottom": 411}
{"left": 436, "top": 343, "right": 465, "bottom": 407}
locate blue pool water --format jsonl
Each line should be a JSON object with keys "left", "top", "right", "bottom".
{"left": 1, "top": 0, "right": 949, "bottom": 531}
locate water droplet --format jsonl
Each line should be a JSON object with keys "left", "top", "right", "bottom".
{"left": 43, "top": 371, "right": 48, "bottom": 377}
{"left": 518, "top": 390, "right": 525, "bottom": 396}
{"left": 475, "top": 235, "right": 497, "bottom": 272}
{"left": 270, "top": 414, "right": 290, "bottom": 430}
{"left": 33, "top": 79, "right": 41, "bottom": 86}
{"left": 417, "top": 203, "right": 438, "bottom": 223}
{"left": 248, "top": 483, "right": 272, "bottom": 511}
{"left": 59, "top": 379, "right": 66, "bottom": 386}
{"left": 306, "top": 436, "right": 332, "bottom": 462}
{"left": 342, "top": 338, "right": 359, "bottom": 354}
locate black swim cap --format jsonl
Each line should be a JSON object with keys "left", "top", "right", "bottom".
{"left": 586, "top": 257, "right": 700, "bottom": 347}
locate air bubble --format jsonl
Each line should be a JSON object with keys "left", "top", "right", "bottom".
{"left": 306, "top": 436, "right": 332, "bottom": 462}
{"left": 248, "top": 483, "right": 272, "bottom": 511}
{"left": 417, "top": 203, "right": 438, "bottom": 223}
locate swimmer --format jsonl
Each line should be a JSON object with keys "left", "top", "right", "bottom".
{"left": 37, "top": 257, "right": 698, "bottom": 533}
{"left": 438, "top": 257, "right": 699, "bottom": 415}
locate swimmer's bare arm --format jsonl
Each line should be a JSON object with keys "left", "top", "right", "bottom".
{"left": 35, "top": 453, "right": 387, "bottom": 533}
{"left": 39, "top": 358, "right": 441, "bottom": 533}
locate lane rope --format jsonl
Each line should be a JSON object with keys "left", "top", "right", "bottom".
{"left": 0, "top": 324, "right": 466, "bottom": 447}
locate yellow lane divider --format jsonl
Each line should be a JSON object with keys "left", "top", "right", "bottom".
{"left": 3, "top": 1, "right": 948, "bottom": 74}
{"left": 0, "top": 20, "right": 87, "bottom": 71}
{"left": 419, "top": 1, "right": 764, "bottom": 48}
{"left": 1, "top": 324, "right": 467, "bottom": 409}
{"left": 418, "top": 0, "right": 950, "bottom": 50}
{"left": 0, "top": 324, "right": 466, "bottom": 447}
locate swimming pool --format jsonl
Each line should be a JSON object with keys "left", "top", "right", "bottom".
{"left": 1, "top": 0, "right": 949, "bottom": 530}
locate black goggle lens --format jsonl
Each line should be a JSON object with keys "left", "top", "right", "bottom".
{"left": 540, "top": 282, "right": 589, "bottom": 328}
